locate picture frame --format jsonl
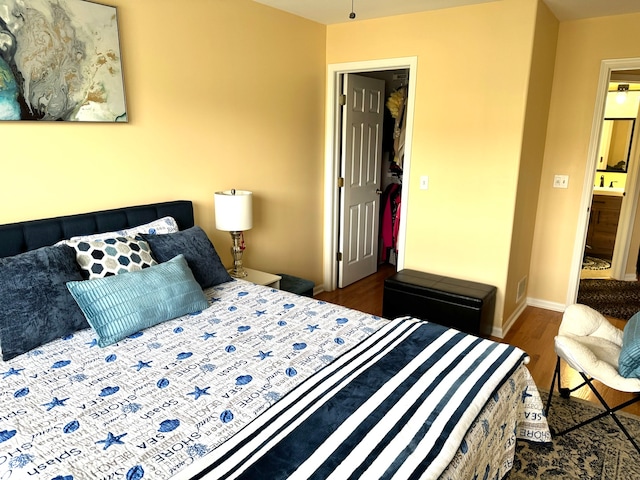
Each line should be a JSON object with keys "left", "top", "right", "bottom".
{"left": 0, "top": 0, "right": 127, "bottom": 122}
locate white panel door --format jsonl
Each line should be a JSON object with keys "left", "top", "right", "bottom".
{"left": 338, "top": 74, "right": 384, "bottom": 288}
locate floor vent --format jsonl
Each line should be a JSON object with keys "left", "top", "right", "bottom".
{"left": 517, "top": 276, "right": 527, "bottom": 302}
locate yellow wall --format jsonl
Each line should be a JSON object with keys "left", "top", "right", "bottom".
{"left": 4, "top": 0, "right": 553, "bottom": 333}
{"left": 0, "top": 0, "right": 327, "bottom": 284}
{"left": 529, "top": 12, "right": 640, "bottom": 304}
{"left": 327, "top": 0, "right": 551, "bottom": 332}
{"left": 504, "top": 1, "right": 558, "bottom": 321}
{"left": 7, "top": 0, "right": 640, "bottom": 328}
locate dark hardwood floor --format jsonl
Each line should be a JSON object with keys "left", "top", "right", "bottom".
{"left": 315, "top": 266, "right": 640, "bottom": 416}
{"left": 314, "top": 263, "right": 396, "bottom": 317}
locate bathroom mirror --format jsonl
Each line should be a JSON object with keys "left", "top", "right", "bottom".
{"left": 597, "top": 118, "right": 636, "bottom": 172}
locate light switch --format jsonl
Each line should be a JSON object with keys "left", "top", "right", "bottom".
{"left": 420, "top": 175, "right": 429, "bottom": 190}
{"left": 553, "top": 175, "right": 569, "bottom": 188}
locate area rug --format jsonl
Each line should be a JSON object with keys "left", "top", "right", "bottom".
{"left": 507, "top": 391, "right": 640, "bottom": 479}
{"left": 577, "top": 279, "right": 640, "bottom": 320}
{"left": 583, "top": 255, "right": 612, "bottom": 270}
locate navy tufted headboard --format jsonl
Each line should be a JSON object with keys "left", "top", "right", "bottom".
{"left": 0, "top": 200, "right": 194, "bottom": 258}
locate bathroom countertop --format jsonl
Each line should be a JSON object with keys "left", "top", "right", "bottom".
{"left": 593, "top": 186, "right": 624, "bottom": 197}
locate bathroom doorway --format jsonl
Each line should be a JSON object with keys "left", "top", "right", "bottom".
{"left": 581, "top": 69, "right": 640, "bottom": 282}
{"left": 570, "top": 60, "right": 640, "bottom": 307}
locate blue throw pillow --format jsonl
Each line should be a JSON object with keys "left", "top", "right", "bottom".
{"left": 66, "top": 254, "right": 210, "bottom": 347}
{"left": 619, "top": 311, "right": 640, "bottom": 378}
{"left": 140, "top": 226, "right": 232, "bottom": 289}
{"left": 0, "top": 245, "right": 88, "bottom": 361}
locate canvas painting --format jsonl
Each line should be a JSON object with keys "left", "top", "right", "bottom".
{"left": 0, "top": 0, "right": 127, "bottom": 122}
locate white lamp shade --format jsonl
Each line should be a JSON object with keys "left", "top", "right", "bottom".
{"left": 214, "top": 190, "right": 253, "bottom": 231}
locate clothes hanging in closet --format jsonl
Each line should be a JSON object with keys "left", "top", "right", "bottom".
{"left": 380, "top": 183, "right": 401, "bottom": 262}
{"left": 386, "top": 86, "right": 407, "bottom": 169}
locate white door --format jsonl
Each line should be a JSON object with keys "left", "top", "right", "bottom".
{"left": 338, "top": 74, "right": 385, "bottom": 288}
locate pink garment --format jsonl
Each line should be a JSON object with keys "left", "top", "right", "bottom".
{"left": 380, "top": 183, "right": 401, "bottom": 262}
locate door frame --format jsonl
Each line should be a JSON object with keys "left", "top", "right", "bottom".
{"left": 323, "top": 57, "right": 418, "bottom": 291}
{"left": 612, "top": 92, "right": 640, "bottom": 280}
{"left": 568, "top": 57, "right": 640, "bottom": 304}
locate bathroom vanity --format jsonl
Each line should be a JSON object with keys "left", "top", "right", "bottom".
{"left": 586, "top": 193, "right": 623, "bottom": 259}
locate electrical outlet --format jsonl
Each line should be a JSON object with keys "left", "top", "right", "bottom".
{"left": 553, "top": 175, "right": 569, "bottom": 188}
{"left": 420, "top": 176, "right": 429, "bottom": 190}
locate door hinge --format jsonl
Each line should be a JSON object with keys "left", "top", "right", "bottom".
{"left": 337, "top": 252, "right": 343, "bottom": 262}
{"left": 339, "top": 94, "right": 346, "bottom": 106}
{"left": 337, "top": 177, "right": 345, "bottom": 188}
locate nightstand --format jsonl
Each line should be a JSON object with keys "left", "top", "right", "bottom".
{"left": 240, "top": 268, "right": 282, "bottom": 289}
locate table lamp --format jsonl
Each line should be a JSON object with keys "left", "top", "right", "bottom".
{"left": 214, "top": 189, "right": 253, "bottom": 278}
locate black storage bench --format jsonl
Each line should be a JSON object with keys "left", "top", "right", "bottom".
{"left": 278, "top": 273, "right": 315, "bottom": 297}
{"left": 382, "top": 269, "right": 496, "bottom": 336}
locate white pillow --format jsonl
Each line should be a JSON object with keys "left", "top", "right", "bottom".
{"left": 59, "top": 216, "right": 179, "bottom": 244}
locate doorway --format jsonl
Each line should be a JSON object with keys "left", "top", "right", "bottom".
{"left": 322, "top": 57, "right": 418, "bottom": 292}
{"left": 581, "top": 75, "right": 640, "bottom": 281}
{"left": 569, "top": 59, "right": 640, "bottom": 305}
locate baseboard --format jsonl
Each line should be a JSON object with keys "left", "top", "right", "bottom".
{"left": 526, "top": 297, "right": 566, "bottom": 312}
{"left": 492, "top": 301, "right": 528, "bottom": 339}
{"left": 490, "top": 297, "right": 566, "bottom": 339}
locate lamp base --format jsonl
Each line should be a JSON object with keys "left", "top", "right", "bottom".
{"left": 230, "top": 267, "right": 248, "bottom": 279}
{"left": 229, "top": 231, "right": 247, "bottom": 278}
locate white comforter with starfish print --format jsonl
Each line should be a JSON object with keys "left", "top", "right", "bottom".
{"left": 0, "top": 279, "right": 548, "bottom": 479}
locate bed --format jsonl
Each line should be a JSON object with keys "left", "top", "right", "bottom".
{"left": 0, "top": 200, "right": 550, "bottom": 480}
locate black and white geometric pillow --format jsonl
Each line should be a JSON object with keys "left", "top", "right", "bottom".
{"left": 70, "top": 236, "right": 157, "bottom": 279}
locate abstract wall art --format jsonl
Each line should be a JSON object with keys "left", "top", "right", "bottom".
{"left": 0, "top": 0, "right": 127, "bottom": 122}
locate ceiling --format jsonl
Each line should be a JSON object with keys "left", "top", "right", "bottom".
{"left": 252, "top": 0, "right": 640, "bottom": 25}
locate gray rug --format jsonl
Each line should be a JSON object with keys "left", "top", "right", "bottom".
{"left": 507, "top": 391, "right": 640, "bottom": 479}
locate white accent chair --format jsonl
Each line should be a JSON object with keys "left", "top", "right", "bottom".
{"left": 545, "top": 303, "right": 640, "bottom": 454}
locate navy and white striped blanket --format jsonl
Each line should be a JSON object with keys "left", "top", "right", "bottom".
{"left": 183, "top": 317, "right": 528, "bottom": 480}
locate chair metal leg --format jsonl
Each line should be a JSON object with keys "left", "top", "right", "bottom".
{"left": 545, "top": 356, "right": 576, "bottom": 419}
{"left": 547, "top": 356, "right": 640, "bottom": 456}
{"left": 568, "top": 373, "right": 640, "bottom": 455}
{"left": 544, "top": 357, "right": 560, "bottom": 418}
